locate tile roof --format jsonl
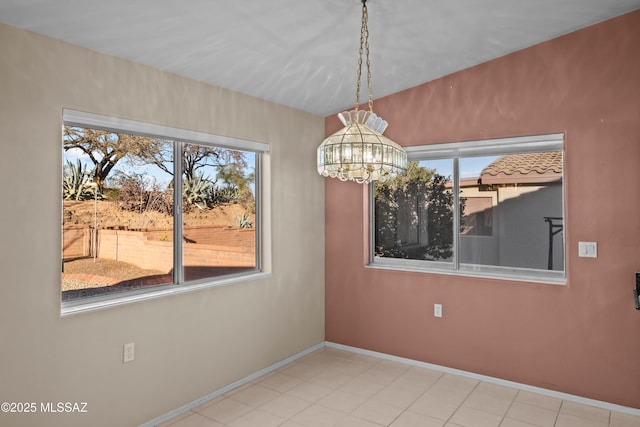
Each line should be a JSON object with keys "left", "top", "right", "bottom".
{"left": 480, "top": 151, "right": 563, "bottom": 185}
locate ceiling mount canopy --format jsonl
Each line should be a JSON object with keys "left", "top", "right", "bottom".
{"left": 317, "top": 0, "right": 407, "bottom": 184}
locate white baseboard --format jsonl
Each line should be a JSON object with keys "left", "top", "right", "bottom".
{"left": 141, "top": 340, "right": 639, "bottom": 426}
{"left": 139, "top": 342, "right": 325, "bottom": 427}
{"left": 326, "top": 341, "right": 640, "bottom": 417}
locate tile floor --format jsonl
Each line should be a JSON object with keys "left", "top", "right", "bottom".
{"left": 157, "top": 347, "right": 640, "bottom": 427}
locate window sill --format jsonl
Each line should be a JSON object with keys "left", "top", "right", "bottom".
{"left": 366, "top": 260, "right": 566, "bottom": 286}
{"left": 61, "top": 271, "right": 272, "bottom": 316}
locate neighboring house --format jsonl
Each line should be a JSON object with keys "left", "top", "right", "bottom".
{"left": 460, "top": 151, "right": 564, "bottom": 270}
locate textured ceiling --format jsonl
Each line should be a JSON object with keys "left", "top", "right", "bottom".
{"left": 1, "top": 0, "right": 639, "bottom": 116}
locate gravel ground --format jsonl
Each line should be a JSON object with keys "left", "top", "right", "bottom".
{"left": 63, "top": 257, "right": 165, "bottom": 281}
{"left": 62, "top": 258, "right": 167, "bottom": 291}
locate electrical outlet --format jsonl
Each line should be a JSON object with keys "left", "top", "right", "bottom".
{"left": 434, "top": 304, "right": 442, "bottom": 318}
{"left": 123, "top": 342, "right": 135, "bottom": 363}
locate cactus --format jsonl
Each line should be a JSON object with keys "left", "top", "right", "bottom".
{"left": 183, "top": 172, "right": 213, "bottom": 210}
{"left": 235, "top": 213, "right": 253, "bottom": 229}
{"left": 63, "top": 159, "right": 100, "bottom": 201}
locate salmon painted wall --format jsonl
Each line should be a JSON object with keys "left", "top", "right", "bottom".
{"left": 325, "top": 10, "right": 640, "bottom": 408}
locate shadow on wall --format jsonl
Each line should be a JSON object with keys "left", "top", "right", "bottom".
{"left": 459, "top": 184, "right": 563, "bottom": 270}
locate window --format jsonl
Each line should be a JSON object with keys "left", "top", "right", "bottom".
{"left": 371, "top": 134, "right": 565, "bottom": 283}
{"left": 61, "top": 110, "right": 268, "bottom": 313}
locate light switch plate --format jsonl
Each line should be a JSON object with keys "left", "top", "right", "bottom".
{"left": 434, "top": 304, "right": 442, "bottom": 318}
{"left": 578, "top": 242, "right": 597, "bottom": 258}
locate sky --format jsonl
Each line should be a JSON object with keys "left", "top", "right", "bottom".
{"left": 419, "top": 155, "right": 499, "bottom": 180}
{"left": 64, "top": 146, "right": 256, "bottom": 192}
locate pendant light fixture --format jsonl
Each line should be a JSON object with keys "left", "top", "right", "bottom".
{"left": 317, "top": 0, "right": 407, "bottom": 183}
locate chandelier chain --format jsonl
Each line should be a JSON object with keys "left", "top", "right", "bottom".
{"left": 317, "top": 0, "right": 407, "bottom": 184}
{"left": 355, "top": 0, "right": 373, "bottom": 112}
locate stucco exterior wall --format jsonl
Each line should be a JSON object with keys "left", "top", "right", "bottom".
{"left": 459, "top": 183, "right": 564, "bottom": 270}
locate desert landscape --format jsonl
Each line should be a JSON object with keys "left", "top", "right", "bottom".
{"left": 62, "top": 200, "right": 254, "bottom": 295}
{"left": 63, "top": 199, "right": 251, "bottom": 230}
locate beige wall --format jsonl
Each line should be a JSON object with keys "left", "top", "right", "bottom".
{"left": 0, "top": 23, "right": 325, "bottom": 427}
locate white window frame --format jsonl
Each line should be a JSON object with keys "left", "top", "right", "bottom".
{"left": 369, "top": 133, "right": 566, "bottom": 285}
{"left": 61, "top": 110, "right": 270, "bottom": 315}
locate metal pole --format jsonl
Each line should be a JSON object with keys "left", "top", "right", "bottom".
{"left": 544, "top": 217, "right": 563, "bottom": 270}
{"left": 88, "top": 181, "right": 98, "bottom": 263}
{"left": 93, "top": 186, "right": 97, "bottom": 263}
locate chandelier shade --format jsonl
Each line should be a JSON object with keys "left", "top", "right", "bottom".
{"left": 317, "top": 110, "right": 407, "bottom": 183}
{"left": 316, "top": 0, "right": 407, "bottom": 184}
